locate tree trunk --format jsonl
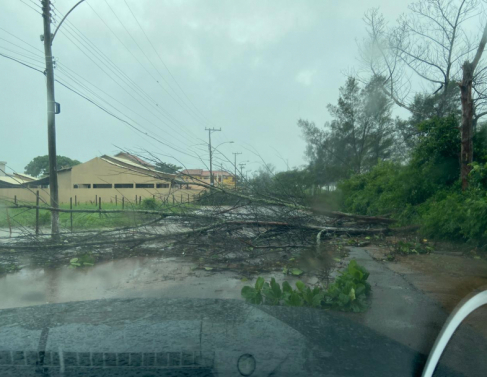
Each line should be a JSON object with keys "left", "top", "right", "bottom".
{"left": 459, "top": 24, "right": 487, "bottom": 190}
{"left": 459, "top": 62, "right": 474, "bottom": 191}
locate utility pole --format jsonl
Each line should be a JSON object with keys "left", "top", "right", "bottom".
{"left": 42, "top": 0, "right": 59, "bottom": 239}
{"left": 205, "top": 128, "right": 221, "bottom": 186}
{"left": 232, "top": 152, "right": 242, "bottom": 189}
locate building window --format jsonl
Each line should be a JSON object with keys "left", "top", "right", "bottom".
{"left": 73, "top": 184, "right": 91, "bottom": 189}
{"left": 135, "top": 183, "right": 154, "bottom": 188}
{"left": 156, "top": 183, "right": 169, "bottom": 188}
{"left": 93, "top": 184, "right": 112, "bottom": 189}
{"left": 114, "top": 183, "right": 133, "bottom": 188}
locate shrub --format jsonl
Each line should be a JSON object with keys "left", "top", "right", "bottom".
{"left": 421, "top": 190, "right": 487, "bottom": 243}
{"left": 338, "top": 115, "right": 487, "bottom": 244}
{"left": 141, "top": 197, "right": 158, "bottom": 210}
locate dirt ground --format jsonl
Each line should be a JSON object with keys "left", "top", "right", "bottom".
{"left": 365, "top": 245, "right": 487, "bottom": 338}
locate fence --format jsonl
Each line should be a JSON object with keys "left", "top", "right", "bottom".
{"left": 0, "top": 191, "right": 205, "bottom": 236}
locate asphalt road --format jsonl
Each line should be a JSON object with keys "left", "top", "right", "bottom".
{"left": 0, "top": 246, "right": 485, "bottom": 376}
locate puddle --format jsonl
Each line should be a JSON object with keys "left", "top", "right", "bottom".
{"left": 0, "top": 256, "right": 314, "bottom": 310}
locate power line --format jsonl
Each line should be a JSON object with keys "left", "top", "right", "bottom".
{"left": 26, "top": 0, "right": 42, "bottom": 9}
{"left": 0, "top": 45, "right": 45, "bottom": 66}
{"left": 0, "top": 27, "right": 44, "bottom": 54}
{"left": 54, "top": 79, "right": 203, "bottom": 160}
{"left": 54, "top": 25, "right": 201, "bottom": 148}
{"left": 0, "top": 51, "right": 44, "bottom": 73}
{"left": 0, "top": 36, "right": 44, "bottom": 59}
{"left": 1, "top": 10, "right": 230, "bottom": 167}
{"left": 55, "top": 63, "right": 197, "bottom": 152}
{"left": 122, "top": 0, "right": 213, "bottom": 127}
{"left": 51, "top": 6, "right": 203, "bottom": 144}
{"left": 18, "top": 0, "right": 42, "bottom": 15}
{"left": 0, "top": 52, "right": 212, "bottom": 165}
{"left": 59, "top": 20, "right": 202, "bottom": 144}
{"left": 102, "top": 0, "right": 210, "bottom": 128}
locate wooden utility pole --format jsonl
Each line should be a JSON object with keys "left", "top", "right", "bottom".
{"left": 41, "top": 0, "right": 59, "bottom": 239}
{"left": 35, "top": 190, "right": 40, "bottom": 236}
{"left": 205, "top": 128, "right": 221, "bottom": 186}
{"left": 232, "top": 152, "right": 242, "bottom": 189}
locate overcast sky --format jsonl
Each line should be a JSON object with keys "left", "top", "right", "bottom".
{"left": 0, "top": 0, "right": 410, "bottom": 175}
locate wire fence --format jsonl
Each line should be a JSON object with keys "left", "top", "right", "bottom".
{"left": 0, "top": 190, "right": 204, "bottom": 238}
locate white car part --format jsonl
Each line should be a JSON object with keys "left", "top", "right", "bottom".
{"left": 422, "top": 286, "right": 487, "bottom": 377}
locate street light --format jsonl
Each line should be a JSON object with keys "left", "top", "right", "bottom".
{"left": 213, "top": 141, "right": 234, "bottom": 151}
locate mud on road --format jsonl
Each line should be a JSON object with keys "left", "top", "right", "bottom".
{"left": 365, "top": 244, "right": 487, "bottom": 338}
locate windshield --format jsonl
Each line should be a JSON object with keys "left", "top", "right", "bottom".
{"left": 1, "top": 1, "right": 487, "bottom": 376}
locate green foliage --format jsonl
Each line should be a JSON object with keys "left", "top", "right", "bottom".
{"left": 421, "top": 190, "right": 487, "bottom": 242}
{"left": 469, "top": 162, "right": 487, "bottom": 189}
{"left": 323, "top": 260, "right": 371, "bottom": 312}
{"left": 140, "top": 197, "right": 158, "bottom": 210}
{"left": 69, "top": 253, "right": 95, "bottom": 268}
{"left": 298, "top": 75, "right": 398, "bottom": 186}
{"left": 154, "top": 162, "right": 181, "bottom": 174}
{"left": 0, "top": 202, "right": 164, "bottom": 230}
{"left": 339, "top": 115, "right": 487, "bottom": 244}
{"left": 241, "top": 276, "right": 265, "bottom": 304}
{"left": 393, "top": 240, "right": 432, "bottom": 255}
{"left": 24, "top": 155, "right": 81, "bottom": 177}
{"left": 409, "top": 115, "right": 460, "bottom": 189}
{"left": 241, "top": 260, "right": 371, "bottom": 312}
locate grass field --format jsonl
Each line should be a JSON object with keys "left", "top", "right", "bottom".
{"left": 0, "top": 200, "right": 196, "bottom": 231}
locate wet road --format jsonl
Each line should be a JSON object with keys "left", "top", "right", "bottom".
{"left": 0, "top": 248, "right": 486, "bottom": 375}
{"left": 0, "top": 256, "right": 307, "bottom": 310}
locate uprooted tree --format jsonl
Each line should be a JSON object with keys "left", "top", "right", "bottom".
{"left": 1, "top": 152, "right": 401, "bottom": 279}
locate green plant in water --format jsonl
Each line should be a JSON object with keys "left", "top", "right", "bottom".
{"left": 323, "top": 260, "right": 371, "bottom": 312}
{"left": 69, "top": 253, "right": 95, "bottom": 268}
{"left": 241, "top": 260, "right": 371, "bottom": 312}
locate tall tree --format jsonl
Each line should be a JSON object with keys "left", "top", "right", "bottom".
{"left": 361, "top": 1, "right": 487, "bottom": 188}
{"left": 299, "top": 76, "right": 397, "bottom": 185}
{"left": 154, "top": 161, "right": 181, "bottom": 174}
{"left": 24, "top": 155, "right": 81, "bottom": 177}
{"left": 459, "top": 24, "right": 487, "bottom": 188}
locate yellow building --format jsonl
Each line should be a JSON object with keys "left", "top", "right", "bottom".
{"left": 0, "top": 155, "right": 203, "bottom": 205}
{"left": 180, "top": 169, "right": 235, "bottom": 187}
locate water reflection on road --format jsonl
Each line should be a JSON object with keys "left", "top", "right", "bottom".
{"left": 0, "top": 257, "right": 258, "bottom": 310}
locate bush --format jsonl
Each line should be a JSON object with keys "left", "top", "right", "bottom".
{"left": 140, "top": 197, "right": 158, "bottom": 210}
{"left": 338, "top": 115, "right": 487, "bottom": 244}
{"left": 421, "top": 190, "right": 487, "bottom": 243}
